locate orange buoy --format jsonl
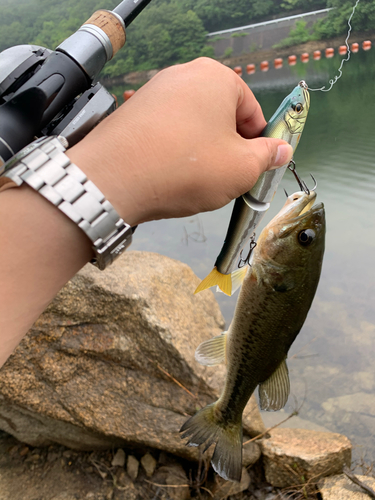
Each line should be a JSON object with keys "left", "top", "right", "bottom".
{"left": 362, "top": 40, "right": 372, "bottom": 51}
{"left": 123, "top": 89, "right": 135, "bottom": 101}
{"left": 325, "top": 47, "right": 334, "bottom": 58}
{"left": 246, "top": 63, "right": 256, "bottom": 74}
{"left": 313, "top": 50, "right": 321, "bottom": 60}
{"left": 233, "top": 66, "right": 242, "bottom": 76}
{"left": 288, "top": 55, "right": 297, "bottom": 66}
{"left": 274, "top": 58, "right": 283, "bottom": 69}
{"left": 260, "top": 60, "right": 269, "bottom": 72}
{"left": 338, "top": 45, "right": 347, "bottom": 55}
{"left": 351, "top": 42, "right": 359, "bottom": 53}
{"left": 301, "top": 52, "right": 309, "bottom": 63}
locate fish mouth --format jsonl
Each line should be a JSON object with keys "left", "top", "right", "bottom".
{"left": 270, "top": 190, "right": 324, "bottom": 239}
{"left": 272, "top": 190, "right": 317, "bottom": 225}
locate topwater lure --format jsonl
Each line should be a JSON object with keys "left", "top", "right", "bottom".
{"left": 195, "top": 81, "right": 310, "bottom": 296}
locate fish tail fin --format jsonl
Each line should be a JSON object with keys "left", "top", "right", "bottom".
{"left": 180, "top": 403, "right": 243, "bottom": 482}
{"left": 195, "top": 266, "right": 248, "bottom": 296}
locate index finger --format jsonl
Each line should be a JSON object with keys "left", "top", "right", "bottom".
{"left": 235, "top": 76, "right": 267, "bottom": 140}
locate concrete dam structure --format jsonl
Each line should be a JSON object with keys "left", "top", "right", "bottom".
{"left": 207, "top": 8, "right": 332, "bottom": 58}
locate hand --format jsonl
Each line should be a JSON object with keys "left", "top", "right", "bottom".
{"left": 68, "top": 58, "right": 293, "bottom": 226}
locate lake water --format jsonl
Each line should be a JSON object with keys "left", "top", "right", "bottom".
{"left": 110, "top": 48, "right": 375, "bottom": 463}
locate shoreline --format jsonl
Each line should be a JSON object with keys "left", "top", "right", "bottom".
{"left": 102, "top": 31, "right": 374, "bottom": 88}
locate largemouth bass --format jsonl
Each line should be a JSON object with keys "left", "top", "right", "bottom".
{"left": 181, "top": 190, "right": 325, "bottom": 482}
{"left": 195, "top": 81, "right": 310, "bottom": 296}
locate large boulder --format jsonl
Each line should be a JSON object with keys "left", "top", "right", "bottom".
{"left": 0, "top": 251, "right": 264, "bottom": 463}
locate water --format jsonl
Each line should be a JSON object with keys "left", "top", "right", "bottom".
{"left": 110, "top": 48, "right": 375, "bottom": 463}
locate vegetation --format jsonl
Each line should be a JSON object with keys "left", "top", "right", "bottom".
{"left": 0, "top": 0, "right": 374, "bottom": 75}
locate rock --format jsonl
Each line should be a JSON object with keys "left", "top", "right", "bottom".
{"left": 0, "top": 252, "right": 265, "bottom": 462}
{"left": 111, "top": 449, "right": 126, "bottom": 467}
{"left": 243, "top": 439, "right": 261, "bottom": 468}
{"left": 141, "top": 452, "right": 157, "bottom": 477}
{"left": 319, "top": 473, "right": 375, "bottom": 499}
{"left": 151, "top": 464, "right": 191, "bottom": 500}
{"left": 212, "top": 467, "right": 251, "bottom": 499}
{"left": 261, "top": 428, "right": 352, "bottom": 488}
{"left": 127, "top": 455, "right": 139, "bottom": 481}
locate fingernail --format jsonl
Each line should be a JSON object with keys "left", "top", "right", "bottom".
{"left": 272, "top": 144, "right": 293, "bottom": 168}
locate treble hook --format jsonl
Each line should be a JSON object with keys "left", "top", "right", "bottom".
{"left": 239, "top": 234, "right": 257, "bottom": 268}
{"left": 287, "top": 160, "right": 317, "bottom": 195}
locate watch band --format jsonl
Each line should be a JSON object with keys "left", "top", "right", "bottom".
{"left": 0, "top": 136, "right": 133, "bottom": 270}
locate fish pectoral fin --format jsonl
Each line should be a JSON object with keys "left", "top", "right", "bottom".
{"left": 195, "top": 332, "right": 228, "bottom": 366}
{"left": 258, "top": 359, "right": 290, "bottom": 411}
{"left": 195, "top": 268, "right": 232, "bottom": 296}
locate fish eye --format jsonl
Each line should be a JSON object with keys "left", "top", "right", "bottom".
{"left": 293, "top": 103, "right": 303, "bottom": 113}
{"left": 298, "top": 229, "right": 315, "bottom": 246}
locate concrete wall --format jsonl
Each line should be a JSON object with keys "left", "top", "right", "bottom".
{"left": 207, "top": 9, "right": 330, "bottom": 58}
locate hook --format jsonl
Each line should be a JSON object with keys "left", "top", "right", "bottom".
{"left": 287, "top": 160, "right": 317, "bottom": 195}
{"left": 239, "top": 234, "right": 257, "bottom": 268}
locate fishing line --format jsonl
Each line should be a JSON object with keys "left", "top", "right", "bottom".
{"left": 308, "top": 0, "right": 361, "bottom": 92}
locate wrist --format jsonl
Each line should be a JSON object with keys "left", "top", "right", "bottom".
{"left": 66, "top": 133, "right": 143, "bottom": 228}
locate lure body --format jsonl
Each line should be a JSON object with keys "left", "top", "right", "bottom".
{"left": 195, "top": 81, "right": 310, "bottom": 296}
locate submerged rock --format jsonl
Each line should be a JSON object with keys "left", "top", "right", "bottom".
{"left": 0, "top": 251, "right": 263, "bottom": 464}
{"left": 319, "top": 473, "right": 375, "bottom": 499}
{"left": 261, "top": 428, "right": 352, "bottom": 488}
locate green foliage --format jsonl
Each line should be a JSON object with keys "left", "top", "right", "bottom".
{"left": 314, "top": 0, "right": 375, "bottom": 39}
{"left": 274, "top": 20, "right": 313, "bottom": 48}
{"left": 231, "top": 32, "right": 247, "bottom": 37}
{"left": 223, "top": 47, "right": 234, "bottom": 57}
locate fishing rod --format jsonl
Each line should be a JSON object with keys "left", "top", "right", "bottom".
{"left": 0, "top": 0, "right": 154, "bottom": 169}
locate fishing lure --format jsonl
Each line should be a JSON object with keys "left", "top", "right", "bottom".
{"left": 195, "top": 81, "right": 310, "bottom": 296}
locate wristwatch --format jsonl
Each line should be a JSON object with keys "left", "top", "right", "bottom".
{"left": 0, "top": 135, "right": 133, "bottom": 270}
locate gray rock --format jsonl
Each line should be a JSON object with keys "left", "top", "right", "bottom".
{"left": 127, "top": 455, "right": 139, "bottom": 481}
{"left": 212, "top": 467, "right": 251, "bottom": 499}
{"left": 0, "top": 251, "right": 264, "bottom": 464}
{"left": 140, "top": 452, "right": 157, "bottom": 477}
{"left": 261, "top": 428, "right": 352, "bottom": 488}
{"left": 111, "top": 449, "right": 126, "bottom": 467}
{"left": 319, "top": 473, "right": 375, "bottom": 499}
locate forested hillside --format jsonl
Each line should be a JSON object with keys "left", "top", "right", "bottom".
{"left": 0, "top": 0, "right": 374, "bottom": 76}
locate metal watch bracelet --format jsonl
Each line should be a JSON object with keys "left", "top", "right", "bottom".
{"left": 0, "top": 136, "right": 133, "bottom": 270}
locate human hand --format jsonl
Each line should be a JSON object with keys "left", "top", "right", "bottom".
{"left": 67, "top": 58, "right": 293, "bottom": 226}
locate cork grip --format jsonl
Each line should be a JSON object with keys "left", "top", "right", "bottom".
{"left": 84, "top": 10, "right": 126, "bottom": 58}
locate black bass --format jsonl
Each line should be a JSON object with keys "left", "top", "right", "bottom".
{"left": 181, "top": 190, "right": 325, "bottom": 482}
{"left": 195, "top": 81, "right": 310, "bottom": 296}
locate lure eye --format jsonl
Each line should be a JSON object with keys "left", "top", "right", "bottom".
{"left": 293, "top": 103, "right": 303, "bottom": 113}
{"left": 298, "top": 229, "right": 315, "bottom": 246}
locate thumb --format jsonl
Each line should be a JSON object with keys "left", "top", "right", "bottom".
{"left": 249, "top": 137, "right": 294, "bottom": 173}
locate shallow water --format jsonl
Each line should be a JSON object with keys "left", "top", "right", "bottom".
{"left": 110, "top": 48, "right": 375, "bottom": 462}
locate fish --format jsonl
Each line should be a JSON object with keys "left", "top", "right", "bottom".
{"left": 181, "top": 190, "right": 325, "bottom": 482}
{"left": 195, "top": 81, "right": 311, "bottom": 296}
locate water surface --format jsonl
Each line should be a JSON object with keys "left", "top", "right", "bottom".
{"left": 111, "top": 48, "right": 375, "bottom": 462}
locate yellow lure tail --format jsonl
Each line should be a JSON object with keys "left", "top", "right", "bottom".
{"left": 195, "top": 268, "right": 232, "bottom": 296}
{"left": 194, "top": 267, "right": 248, "bottom": 296}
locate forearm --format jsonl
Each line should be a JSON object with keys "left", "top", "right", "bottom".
{"left": 0, "top": 184, "right": 92, "bottom": 367}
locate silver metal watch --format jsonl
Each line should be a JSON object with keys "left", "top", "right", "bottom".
{"left": 0, "top": 136, "right": 133, "bottom": 270}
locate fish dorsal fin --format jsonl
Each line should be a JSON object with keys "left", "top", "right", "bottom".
{"left": 195, "top": 332, "right": 228, "bottom": 366}
{"left": 258, "top": 359, "right": 290, "bottom": 411}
